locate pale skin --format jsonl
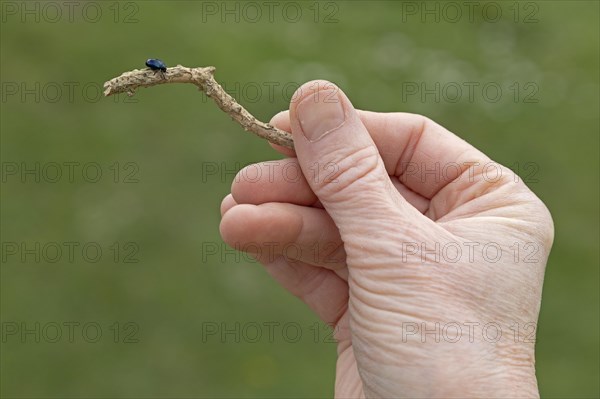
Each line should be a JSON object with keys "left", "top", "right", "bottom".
{"left": 219, "top": 80, "right": 554, "bottom": 398}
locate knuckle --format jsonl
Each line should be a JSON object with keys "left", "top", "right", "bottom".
{"left": 312, "top": 145, "right": 383, "bottom": 199}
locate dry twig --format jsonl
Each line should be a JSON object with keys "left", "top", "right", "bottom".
{"left": 103, "top": 65, "right": 294, "bottom": 149}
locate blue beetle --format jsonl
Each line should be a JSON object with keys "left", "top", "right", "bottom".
{"left": 145, "top": 58, "right": 167, "bottom": 72}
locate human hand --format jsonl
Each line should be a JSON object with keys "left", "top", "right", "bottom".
{"left": 219, "top": 80, "right": 554, "bottom": 398}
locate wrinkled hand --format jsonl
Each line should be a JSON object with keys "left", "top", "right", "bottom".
{"left": 219, "top": 81, "right": 554, "bottom": 398}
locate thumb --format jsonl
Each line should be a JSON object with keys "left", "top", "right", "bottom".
{"left": 289, "top": 80, "right": 420, "bottom": 233}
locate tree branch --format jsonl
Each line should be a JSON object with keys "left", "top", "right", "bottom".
{"left": 103, "top": 65, "right": 294, "bottom": 149}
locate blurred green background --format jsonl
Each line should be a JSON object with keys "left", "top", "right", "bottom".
{"left": 1, "top": 1, "right": 598, "bottom": 398}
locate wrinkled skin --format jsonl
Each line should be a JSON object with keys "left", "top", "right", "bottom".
{"left": 219, "top": 81, "right": 554, "bottom": 398}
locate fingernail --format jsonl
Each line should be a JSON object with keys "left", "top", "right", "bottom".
{"left": 297, "top": 90, "right": 346, "bottom": 142}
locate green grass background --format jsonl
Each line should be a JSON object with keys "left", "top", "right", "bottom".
{"left": 1, "top": 1, "right": 598, "bottom": 397}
